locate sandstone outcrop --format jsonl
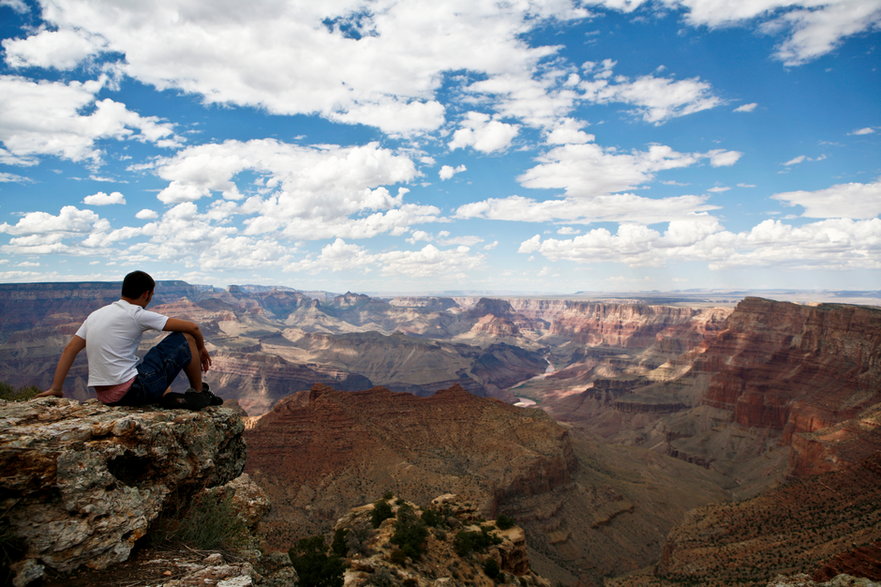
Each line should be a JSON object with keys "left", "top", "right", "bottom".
{"left": 327, "top": 494, "right": 551, "bottom": 586}
{"left": 245, "top": 383, "right": 575, "bottom": 549}
{"left": 0, "top": 398, "right": 245, "bottom": 585}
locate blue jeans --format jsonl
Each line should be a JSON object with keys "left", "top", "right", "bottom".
{"left": 111, "top": 332, "right": 192, "bottom": 406}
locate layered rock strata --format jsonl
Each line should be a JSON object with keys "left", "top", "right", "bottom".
{"left": 0, "top": 398, "right": 245, "bottom": 585}
{"left": 655, "top": 452, "right": 881, "bottom": 585}
{"left": 245, "top": 384, "right": 576, "bottom": 549}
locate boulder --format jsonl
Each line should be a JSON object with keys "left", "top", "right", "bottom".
{"left": 0, "top": 398, "right": 246, "bottom": 585}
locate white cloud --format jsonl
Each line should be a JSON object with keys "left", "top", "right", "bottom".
{"left": 0, "top": 205, "right": 105, "bottom": 236}
{"left": 734, "top": 102, "right": 758, "bottom": 113}
{"left": 135, "top": 209, "right": 159, "bottom": 220}
{"left": 288, "top": 239, "right": 484, "bottom": 278}
{"left": 457, "top": 193, "right": 716, "bottom": 224}
{"left": 706, "top": 149, "right": 743, "bottom": 167}
{"left": 850, "top": 127, "right": 876, "bottom": 135}
{"left": 3, "top": 28, "right": 105, "bottom": 69}
{"left": 0, "top": 205, "right": 116, "bottom": 255}
{"left": 782, "top": 154, "right": 826, "bottom": 166}
{"left": 662, "top": 0, "right": 881, "bottom": 66}
{"left": 26, "top": 0, "right": 587, "bottom": 135}
{"left": 83, "top": 191, "right": 126, "bottom": 206}
{"left": 546, "top": 118, "right": 595, "bottom": 145}
{"left": 0, "top": 0, "right": 28, "bottom": 13}
{"left": 771, "top": 0, "right": 881, "bottom": 65}
{"left": 0, "top": 75, "right": 179, "bottom": 163}
{"left": 519, "top": 214, "right": 881, "bottom": 269}
{"left": 581, "top": 61, "right": 722, "bottom": 124}
{"left": 516, "top": 142, "right": 741, "bottom": 197}
{"left": 439, "top": 164, "right": 467, "bottom": 180}
{"left": 449, "top": 112, "right": 520, "bottom": 153}
{"left": 771, "top": 180, "right": 881, "bottom": 219}
{"left": 150, "top": 138, "right": 443, "bottom": 241}
{"left": 0, "top": 172, "right": 30, "bottom": 182}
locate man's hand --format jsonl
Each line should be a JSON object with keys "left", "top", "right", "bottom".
{"left": 199, "top": 347, "right": 212, "bottom": 372}
{"left": 34, "top": 389, "right": 63, "bottom": 398}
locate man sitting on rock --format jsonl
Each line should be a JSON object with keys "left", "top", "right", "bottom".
{"left": 36, "top": 270, "right": 222, "bottom": 410}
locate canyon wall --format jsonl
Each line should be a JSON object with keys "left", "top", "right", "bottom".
{"left": 245, "top": 383, "right": 576, "bottom": 548}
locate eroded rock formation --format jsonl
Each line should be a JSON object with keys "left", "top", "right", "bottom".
{"left": 0, "top": 398, "right": 245, "bottom": 585}
{"left": 245, "top": 383, "right": 576, "bottom": 549}
{"left": 330, "top": 493, "right": 551, "bottom": 586}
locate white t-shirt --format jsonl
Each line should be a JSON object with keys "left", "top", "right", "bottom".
{"left": 75, "top": 299, "right": 169, "bottom": 386}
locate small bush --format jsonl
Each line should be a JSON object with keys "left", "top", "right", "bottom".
{"left": 390, "top": 505, "right": 428, "bottom": 561}
{"left": 496, "top": 514, "right": 515, "bottom": 530}
{"left": 421, "top": 508, "right": 445, "bottom": 528}
{"left": 371, "top": 499, "right": 394, "bottom": 528}
{"left": 0, "top": 382, "right": 40, "bottom": 402}
{"left": 151, "top": 492, "right": 249, "bottom": 550}
{"left": 331, "top": 528, "right": 348, "bottom": 557}
{"left": 484, "top": 557, "right": 501, "bottom": 580}
{"left": 289, "top": 536, "right": 344, "bottom": 587}
{"left": 453, "top": 527, "right": 501, "bottom": 557}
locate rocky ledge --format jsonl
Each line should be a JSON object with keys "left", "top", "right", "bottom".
{"left": 0, "top": 398, "right": 246, "bottom": 585}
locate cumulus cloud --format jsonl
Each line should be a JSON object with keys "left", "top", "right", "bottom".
{"left": 135, "top": 209, "right": 159, "bottom": 220}
{"left": 734, "top": 102, "right": 758, "bottom": 113}
{"left": 449, "top": 112, "right": 520, "bottom": 153}
{"left": 546, "top": 118, "right": 595, "bottom": 145}
{"left": 3, "top": 28, "right": 105, "bottom": 69}
{"left": 581, "top": 60, "right": 722, "bottom": 124}
{"left": 0, "top": 75, "right": 179, "bottom": 163}
{"left": 439, "top": 164, "right": 467, "bottom": 180}
{"left": 151, "top": 138, "right": 443, "bottom": 241}
{"left": 771, "top": 180, "right": 881, "bottom": 219}
{"left": 516, "top": 142, "right": 741, "bottom": 197}
{"left": 288, "top": 239, "right": 484, "bottom": 277}
{"left": 519, "top": 214, "right": 881, "bottom": 269}
{"left": 0, "top": 205, "right": 112, "bottom": 255}
{"left": 22, "top": 0, "right": 587, "bottom": 135}
{"left": 83, "top": 191, "right": 126, "bottom": 206}
{"left": 457, "top": 193, "right": 716, "bottom": 224}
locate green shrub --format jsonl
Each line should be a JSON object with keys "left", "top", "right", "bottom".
{"left": 0, "top": 382, "right": 40, "bottom": 402}
{"left": 421, "top": 508, "right": 445, "bottom": 528}
{"left": 390, "top": 505, "right": 428, "bottom": 561}
{"left": 453, "top": 527, "right": 501, "bottom": 557}
{"left": 331, "top": 528, "right": 348, "bottom": 557}
{"left": 289, "top": 536, "right": 344, "bottom": 587}
{"left": 484, "top": 557, "right": 501, "bottom": 580}
{"left": 495, "top": 514, "right": 515, "bottom": 530}
{"left": 151, "top": 492, "right": 249, "bottom": 550}
{"left": 371, "top": 499, "right": 394, "bottom": 528}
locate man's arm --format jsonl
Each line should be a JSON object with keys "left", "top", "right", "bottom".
{"left": 35, "top": 335, "right": 86, "bottom": 398}
{"left": 163, "top": 318, "right": 212, "bottom": 371}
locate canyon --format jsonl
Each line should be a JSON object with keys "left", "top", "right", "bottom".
{"left": 1, "top": 281, "right": 880, "bottom": 585}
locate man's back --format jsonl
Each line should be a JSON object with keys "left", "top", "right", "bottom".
{"left": 77, "top": 299, "right": 168, "bottom": 387}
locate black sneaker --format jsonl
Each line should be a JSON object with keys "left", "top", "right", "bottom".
{"left": 196, "top": 382, "right": 224, "bottom": 405}
{"left": 161, "top": 391, "right": 210, "bottom": 410}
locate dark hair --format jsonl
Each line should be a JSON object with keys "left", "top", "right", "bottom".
{"left": 121, "top": 271, "right": 155, "bottom": 299}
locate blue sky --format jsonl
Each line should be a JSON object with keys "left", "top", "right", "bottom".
{"left": 0, "top": 0, "right": 879, "bottom": 294}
